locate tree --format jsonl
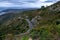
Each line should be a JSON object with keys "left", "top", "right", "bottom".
{"left": 41, "top": 6, "right": 45, "bottom": 10}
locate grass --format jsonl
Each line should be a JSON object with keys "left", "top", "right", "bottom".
{"left": 21, "top": 35, "right": 29, "bottom": 40}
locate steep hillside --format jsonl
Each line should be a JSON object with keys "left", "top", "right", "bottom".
{"left": 0, "top": 1, "right": 60, "bottom": 40}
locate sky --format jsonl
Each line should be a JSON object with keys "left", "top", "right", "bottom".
{"left": 0, "top": 0, "right": 60, "bottom": 8}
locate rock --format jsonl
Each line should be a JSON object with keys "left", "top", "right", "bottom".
{"left": 28, "top": 38, "right": 32, "bottom": 40}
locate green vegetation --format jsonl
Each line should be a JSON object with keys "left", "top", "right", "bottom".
{"left": 0, "top": 1, "right": 60, "bottom": 40}
{"left": 21, "top": 36, "right": 29, "bottom": 40}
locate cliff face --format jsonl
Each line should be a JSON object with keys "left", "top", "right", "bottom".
{"left": 0, "top": 1, "right": 60, "bottom": 40}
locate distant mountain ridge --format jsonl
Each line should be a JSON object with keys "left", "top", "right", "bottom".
{"left": 0, "top": 8, "right": 39, "bottom": 15}
{"left": 1, "top": 8, "right": 38, "bottom": 12}
{"left": 0, "top": 7, "right": 39, "bottom": 12}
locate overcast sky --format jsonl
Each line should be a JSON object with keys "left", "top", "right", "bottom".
{"left": 0, "top": 0, "right": 59, "bottom": 8}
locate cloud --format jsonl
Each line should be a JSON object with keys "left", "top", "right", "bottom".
{"left": 45, "top": 0, "right": 60, "bottom": 2}
{"left": 0, "top": 1, "right": 22, "bottom": 7}
{"left": 19, "top": 0, "right": 37, "bottom": 3}
{"left": 0, "top": 1, "right": 14, "bottom": 7}
{"left": 39, "top": 0, "right": 48, "bottom": 2}
{"left": 0, "top": 0, "right": 59, "bottom": 8}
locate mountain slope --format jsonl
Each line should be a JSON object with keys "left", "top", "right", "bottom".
{"left": 0, "top": 1, "right": 60, "bottom": 40}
